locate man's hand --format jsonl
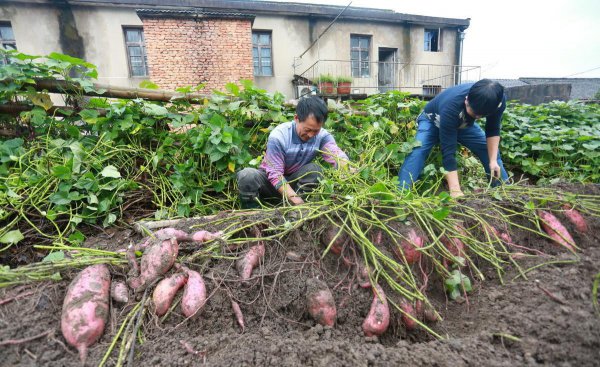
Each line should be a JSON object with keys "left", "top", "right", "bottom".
{"left": 289, "top": 195, "right": 305, "bottom": 206}
{"left": 450, "top": 189, "right": 464, "bottom": 198}
{"left": 489, "top": 161, "right": 501, "bottom": 179}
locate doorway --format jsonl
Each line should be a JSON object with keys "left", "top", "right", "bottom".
{"left": 378, "top": 48, "right": 397, "bottom": 93}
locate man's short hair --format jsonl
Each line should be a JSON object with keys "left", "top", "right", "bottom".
{"left": 296, "top": 96, "right": 328, "bottom": 124}
{"left": 468, "top": 79, "right": 505, "bottom": 117}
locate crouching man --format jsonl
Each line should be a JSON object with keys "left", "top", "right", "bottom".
{"left": 237, "top": 96, "right": 351, "bottom": 208}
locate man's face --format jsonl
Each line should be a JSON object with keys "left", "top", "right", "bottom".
{"left": 295, "top": 114, "right": 322, "bottom": 142}
{"left": 465, "top": 97, "right": 484, "bottom": 119}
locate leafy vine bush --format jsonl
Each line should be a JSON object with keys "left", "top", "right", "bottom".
{"left": 0, "top": 49, "right": 598, "bottom": 247}
{"left": 501, "top": 101, "right": 600, "bottom": 183}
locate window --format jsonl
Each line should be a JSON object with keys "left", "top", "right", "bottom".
{"left": 351, "top": 35, "right": 370, "bottom": 77}
{"left": 424, "top": 28, "right": 441, "bottom": 52}
{"left": 423, "top": 85, "right": 442, "bottom": 96}
{"left": 123, "top": 27, "right": 148, "bottom": 77}
{"left": 252, "top": 31, "right": 273, "bottom": 76}
{"left": 0, "top": 23, "right": 17, "bottom": 66}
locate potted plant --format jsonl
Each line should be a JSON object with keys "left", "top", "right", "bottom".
{"left": 317, "top": 74, "right": 335, "bottom": 94}
{"left": 336, "top": 76, "right": 352, "bottom": 94}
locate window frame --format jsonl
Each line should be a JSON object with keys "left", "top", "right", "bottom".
{"left": 424, "top": 28, "right": 442, "bottom": 52}
{"left": 123, "top": 26, "right": 149, "bottom": 78}
{"left": 252, "top": 30, "right": 274, "bottom": 77}
{"left": 350, "top": 34, "right": 371, "bottom": 78}
{"left": 0, "top": 22, "right": 17, "bottom": 65}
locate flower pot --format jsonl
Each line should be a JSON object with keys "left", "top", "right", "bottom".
{"left": 318, "top": 82, "right": 335, "bottom": 94}
{"left": 337, "top": 82, "right": 351, "bottom": 94}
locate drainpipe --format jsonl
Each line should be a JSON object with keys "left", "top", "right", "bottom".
{"left": 457, "top": 30, "right": 465, "bottom": 84}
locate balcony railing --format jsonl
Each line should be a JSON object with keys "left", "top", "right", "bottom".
{"left": 297, "top": 59, "right": 481, "bottom": 97}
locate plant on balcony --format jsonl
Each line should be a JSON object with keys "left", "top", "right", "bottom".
{"left": 336, "top": 76, "right": 352, "bottom": 94}
{"left": 316, "top": 74, "right": 335, "bottom": 94}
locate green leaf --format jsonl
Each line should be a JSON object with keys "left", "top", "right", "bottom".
{"left": 139, "top": 80, "right": 159, "bottom": 89}
{"left": 51, "top": 165, "right": 72, "bottom": 180}
{"left": 68, "top": 231, "right": 85, "bottom": 244}
{"left": 0, "top": 230, "right": 24, "bottom": 245}
{"left": 28, "top": 92, "right": 54, "bottom": 110}
{"left": 100, "top": 165, "right": 121, "bottom": 178}
{"left": 42, "top": 251, "right": 65, "bottom": 262}
{"left": 432, "top": 206, "right": 450, "bottom": 220}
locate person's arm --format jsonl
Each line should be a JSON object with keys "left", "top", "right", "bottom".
{"left": 438, "top": 111, "right": 463, "bottom": 197}
{"left": 320, "top": 133, "right": 350, "bottom": 168}
{"left": 485, "top": 95, "right": 506, "bottom": 179}
{"left": 262, "top": 136, "right": 303, "bottom": 205}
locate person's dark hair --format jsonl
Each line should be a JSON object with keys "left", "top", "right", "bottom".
{"left": 467, "top": 79, "right": 505, "bottom": 116}
{"left": 296, "top": 96, "right": 328, "bottom": 124}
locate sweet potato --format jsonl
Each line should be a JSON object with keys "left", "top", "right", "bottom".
{"left": 137, "top": 228, "right": 191, "bottom": 250}
{"left": 306, "top": 278, "right": 337, "bottom": 327}
{"left": 181, "top": 268, "right": 207, "bottom": 318}
{"left": 110, "top": 281, "right": 129, "bottom": 304}
{"left": 231, "top": 300, "right": 245, "bottom": 332}
{"left": 356, "top": 262, "right": 372, "bottom": 288}
{"left": 562, "top": 204, "right": 589, "bottom": 233}
{"left": 393, "top": 228, "right": 425, "bottom": 264}
{"left": 538, "top": 210, "right": 576, "bottom": 251}
{"left": 61, "top": 264, "right": 111, "bottom": 364}
{"left": 128, "top": 238, "right": 179, "bottom": 291}
{"left": 441, "top": 225, "right": 466, "bottom": 258}
{"left": 399, "top": 298, "right": 417, "bottom": 331}
{"left": 236, "top": 243, "right": 265, "bottom": 281}
{"left": 321, "top": 225, "right": 347, "bottom": 255}
{"left": 191, "top": 230, "right": 223, "bottom": 242}
{"left": 153, "top": 272, "right": 188, "bottom": 316}
{"left": 362, "top": 285, "right": 390, "bottom": 337}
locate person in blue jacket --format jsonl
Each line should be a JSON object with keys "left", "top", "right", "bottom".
{"left": 398, "top": 79, "right": 509, "bottom": 197}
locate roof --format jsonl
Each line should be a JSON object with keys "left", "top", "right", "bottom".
{"left": 11, "top": 0, "right": 470, "bottom": 28}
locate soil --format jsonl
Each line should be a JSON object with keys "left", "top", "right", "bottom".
{"left": 1, "top": 187, "right": 600, "bottom": 367}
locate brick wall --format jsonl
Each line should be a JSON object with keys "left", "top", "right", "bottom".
{"left": 142, "top": 17, "right": 253, "bottom": 92}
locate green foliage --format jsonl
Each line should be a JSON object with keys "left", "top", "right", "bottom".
{"left": 336, "top": 76, "right": 353, "bottom": 83}
{"left": 445, "top": 269, "right": 472, "bottom": 300}
{"left": 501, "top": 101, "right": 600, "bottom": 183}
{"left": 1, "top": 49, "right": 598, "bottom": 248}
{"left": 317, "top": 74, "right": 335, "bottom": 83}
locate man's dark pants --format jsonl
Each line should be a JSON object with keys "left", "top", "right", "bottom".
{"left": 236, "top": 163, "right": 323, "bottom": 208}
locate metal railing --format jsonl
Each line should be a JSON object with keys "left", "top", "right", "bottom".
{"left": 298, "top": 59, "right": 481, "bottom": 96}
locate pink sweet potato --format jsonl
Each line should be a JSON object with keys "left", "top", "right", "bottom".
{"left": 393, "top": 228, "right": 425, "bottom": 264}
{"left": 321, "top": 226, "right": 347, "bottom": 255}
{"left": 399, "top": 298, "right": 417, "bottom": 331}
{"left": 356, "top": 262, "right": 372, "bottom": 289}
{"left": 562, "top": 204, "right": 588, "bottom": 233}
{"left": 137, "top": 228, "right": 191, "bottom": 250}
{"left": 362, "top": 285, "right": 390, "bottom": 337}
{"left": 128, "top": 238, "right": 179, "bottom": 291}
{"left": 441, "top": 225, "right": 466, "bottom": 258}
{"left": 538, "top": 210, "right": 576, "bottom": 251}
{"left": 191, "top": 230, "right": 223, "bottom": 242}
{"left": 181, "top": 268, "right": 207, "bottom": 318}
{"left": 236, "top": 243, "right": 265, "bottom": 281}
{"left": 153, "top": 272, "right": 188, "bottom": 316}
{"left": 306, "top": 278, "right": 337, "bottom": 327}
{"left": 110, "top": 281, "right": 129, "bottom": 304}
{"left": 61, "top": 264, "right": 111, "bottom": 364}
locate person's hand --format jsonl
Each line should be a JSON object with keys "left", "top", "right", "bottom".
{"left": 489, "top": 161, "right": 501, "bottom": 179}
{"left": 289, "top": 195, "right": 305, "bottom": 206}
{"left": 450, "top": 189, "right": 464, "bottom": 199}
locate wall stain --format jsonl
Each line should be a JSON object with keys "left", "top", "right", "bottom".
{"left": 51, "top": 0, "right": 85, "bottom": 59}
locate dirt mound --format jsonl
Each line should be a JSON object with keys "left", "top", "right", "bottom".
{"left": 1, "top": 192, "right": 600, "bottom": 366}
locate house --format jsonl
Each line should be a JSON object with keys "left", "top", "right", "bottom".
{"left": 1, "top": 0, "right": 475, "bottom": 99}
